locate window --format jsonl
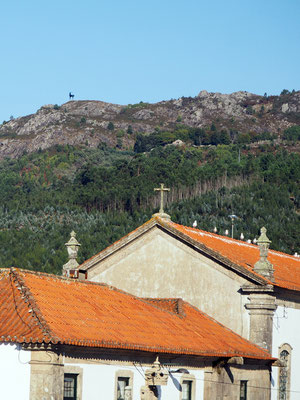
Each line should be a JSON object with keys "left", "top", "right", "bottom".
{"left": 240, "top": 380, "right": 247, "bottom": 400}
{"left": 182, "top": 380, "right": 192, "bottom": 400}
{"left": 180, "top": 374, "right": 195, "bottom": 400}
{"left": 278, "top": 343, "right": 292, "bottom": 400}
{"left": 64, "top": 374, "right": 77, "bottom": 400}
{"left": 63, "top": 365, "right": 83, "bottom": 400}
{"left": 117, "top": 377, "right": 129, "bottom": 400}
{"left": 114, "top": 370, "right": 133, "bottom": 400}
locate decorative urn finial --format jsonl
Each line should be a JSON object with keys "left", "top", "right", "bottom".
{"left": 254, "top": 227, "right": 274, "bottom": 280}
{"left": 144, "top": 356, "right": 169, "bottom": 386}
{"left": 62, "top": 231, "right": 81, "bottom": 278}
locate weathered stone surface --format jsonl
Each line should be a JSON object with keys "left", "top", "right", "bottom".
{"left": 88, "top": 227, "right": 251, "bottom": 337}
{"left": 30, "top": 350, "right": 64, "bottom": 400}
{"left": 0, "top": 90, "right": 299, "bottom": 160}
{"left": 204, "top": 365, "right": 271, "bottom": 400}
{"left": 245, "top": 292, "right": 277, "bottom": 352}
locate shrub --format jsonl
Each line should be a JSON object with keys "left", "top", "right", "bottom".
{"left": 107, "top": 122, "right": 115, "bottom": 131}
{"left": 283, "top": 125, "right": 300, "bottom": 141}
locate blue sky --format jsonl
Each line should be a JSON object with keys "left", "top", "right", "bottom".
{"left": 0, "top": 0, "right": 299, "bottom": 122}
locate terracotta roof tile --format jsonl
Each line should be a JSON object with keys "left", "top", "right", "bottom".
{"left": 0, "top": 268, "right": 273, "bottom": 361}
{"left": 168, "top": 221, "right": 300, "bottom": 292}
{"left": 81, "top": 217, "right": 300, "bottom": 292}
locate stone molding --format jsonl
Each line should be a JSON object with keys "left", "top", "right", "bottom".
{"left": 277, "top": 343, "right": 293, "bottom": 400}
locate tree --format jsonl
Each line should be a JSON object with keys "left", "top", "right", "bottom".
{"left": 220, "top": 130, "right": 231, "bottom": 145}
{"left": 107, "top": 122, "right": 115, "bottom": 131}
{"left": 280, "top": 89, "right": 290, "bottom": 96}
{"left": 283, "top": 125, "right": 300, "bottom": 141}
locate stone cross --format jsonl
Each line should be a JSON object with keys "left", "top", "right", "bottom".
{"left": 154, "top": 183, "right": 170, "bottom": 214}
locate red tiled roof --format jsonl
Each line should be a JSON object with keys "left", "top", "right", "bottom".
{"left": 80, "top": 216, "right": 300, "bottom": 292}
{"left": 0, "top": 268, "right": 273, "bottom": 361}
{"left": 168, "top": 221, "right": 300, "bottom": 292}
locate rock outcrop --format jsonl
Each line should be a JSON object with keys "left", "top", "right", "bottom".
{"left": 0, "top": 90, "right": 299, "bottom": 160}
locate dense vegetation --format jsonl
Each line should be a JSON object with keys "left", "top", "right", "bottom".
{"left": 0, "top": 137, "right": 299, "bottom": 275}
{"left": 133, "top": 125, "right": 277, "bottom": 153}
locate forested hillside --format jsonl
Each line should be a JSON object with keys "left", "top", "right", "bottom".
{"left": 0, "top": 136, "right": 299, "bottom": 275}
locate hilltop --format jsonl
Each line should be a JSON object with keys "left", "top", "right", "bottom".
{"left": 0, "top": 89, "right": 300, "bottom": 159}
{"left": 0, "top": 89, "right": 299, "bottom": 274}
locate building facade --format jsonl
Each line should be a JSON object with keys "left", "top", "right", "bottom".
{"left": 79, "top": 214, "right": 300, "bottom": 399}
{"left": 0, "top": 267, "right": 275, "bottom": 400}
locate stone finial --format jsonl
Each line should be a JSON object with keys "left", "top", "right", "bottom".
{"left": 62, "top": 231, "right": 81, "bottom": 278}
{"left": 145, "top": 356, "right": 168, "bottom": 386}
{"left": 254, "top": 227, "right": 274, "bottom": 280}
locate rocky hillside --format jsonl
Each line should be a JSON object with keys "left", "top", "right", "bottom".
{"left": 0, "top": 90, "right": 299, "bottom": 160}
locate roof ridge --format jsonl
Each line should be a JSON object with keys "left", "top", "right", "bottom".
{"left": 169, "top": 221, "right": 300, "bottom": 259}
{"left": 80, "top": 216, "right": 299, "bottom": 274}
{"left": 10, "top": 268, "right": 57, "bottom": 343}
{"left": 169, "top": 221, "right": 256, "bottom": 245}
{"left": 159, "top": 220, "right": 269, "bottom": 284}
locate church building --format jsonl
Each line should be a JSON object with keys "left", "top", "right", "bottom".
{"left": 1, "top": 186, "right": 299, "bottom": 399}
{"left": 77, "top": 187, "right": 300, "bottom": 400}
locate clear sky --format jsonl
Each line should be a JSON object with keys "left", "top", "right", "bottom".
{"left": 1, "top": 0, "right": 299, "bottom": 122}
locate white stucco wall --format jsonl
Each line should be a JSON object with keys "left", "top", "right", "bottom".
{"left": 0, "top": 343, "right": 31, "bottom": 399}
{"left": 271, "top": 307, "right": 300, "bottom": 400}
{"left": 66, "top": 361, "right": 204, "bottom": 400}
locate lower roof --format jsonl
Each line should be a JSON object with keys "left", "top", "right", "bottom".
{"left": 0, "top": 268, "right": 273, "bottom": 361}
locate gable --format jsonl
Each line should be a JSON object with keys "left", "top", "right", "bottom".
{"left": 87, "top": 226, "right": 251, "bottom": 336}
{"left": 169, "top": 221, "right": 300, "bottom": 292}
{"left": 81, "top": 216, "right": 300, "bottom": 292}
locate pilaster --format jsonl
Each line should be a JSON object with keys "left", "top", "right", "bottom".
{"left": 29, "top": 350, "right": 64, "bottom": 400}
{"left": 243, "top": 285, "right": 277, "bottom": 353}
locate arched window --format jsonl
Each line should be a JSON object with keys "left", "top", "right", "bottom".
{"left": 278, "top": 343, "right": 292, "bottom": 400}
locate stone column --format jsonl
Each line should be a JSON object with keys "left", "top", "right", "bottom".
{"left": 29, "top": 350, "right": 64, "bottom": 400}
{"left": 245, "top": 290, "right": 277, "bottom": 353}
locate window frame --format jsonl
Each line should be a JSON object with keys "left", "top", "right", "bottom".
{"left": 240, "top": 380, "right": 248, "bottom": 400}
{"left": 278, "top": 343, "right": 293, "bottom": 400}
{"left": 64, "top": 373, "right": 77, "bottom": 400}
{"left": 114, "top": 370, "right": 134, "bottom": 400}
{"left": 179, "top": 373, "right": 196, "bottom": 400}
{"left": 63, "top": 365, "right": 83, "bottom": 400}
